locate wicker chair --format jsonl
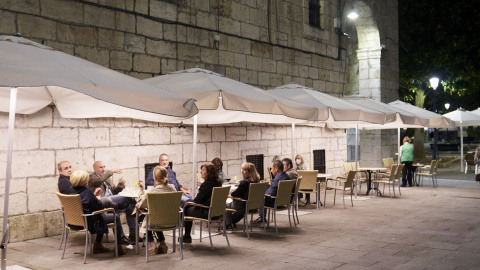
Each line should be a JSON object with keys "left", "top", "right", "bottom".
{"left": 297, "top": 170, "right": 319, "bottom": 209}
{"left": 416, "top": 160, "right": 436, "bottom": 187}
{"left": 373, "top": 165, "right": 398, "bottom": 197}
{"left": 324, "top": 170, "right": 356, "bottom": 208}
{"left": 232, "top": 182, "right": 269, "bottom": 239}
{"left": 143, "top": 192, "right": 183, "bottom": 262}
{"left": 291, "top": 177, "right": 302, "bottom": 227}
{"left": 56, "top": 192, "right": 117, "bottom": 264}
{"left": 184, "top": 186, "right": 231, "bottom": 250}
{"left": 265, "top": 179, "right": 297, "bottom": 235}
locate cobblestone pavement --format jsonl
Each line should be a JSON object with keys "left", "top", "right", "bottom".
{"left": 5, "top": 165, "right": 480, "bottom": 270}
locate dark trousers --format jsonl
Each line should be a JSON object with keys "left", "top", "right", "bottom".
{"left": 183, "top": 205, "right": 208, "bottom": 237}
{"left": 104, "top": 213, "right": 123, "bottom": 243}
{"left": 259, "top": 197, "right": 275, "bottom": 219}
{"left": 402, "top": 161, "right": 414, "bottom": 186}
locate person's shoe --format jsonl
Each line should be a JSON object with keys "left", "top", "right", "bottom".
{"left": 157, "top": 244, "right": 168, "bottom": 254}
{"left": 128, "top": 233, "right": 143, "bottom": 243}
{"left": 222, "top": 224, "right": 233, "bottom": 232}
{"left": 121, "top": 237, "right": 134, "bottom": 245}
{"left": 147, "top": 242, "right": 157, "bottom": 255}
{"left": 93, "top": 242, "right": 110, "bottom": 254}
{"left": 251, "top": 217, "right": 266, "bottom": 224}
{"left": 117, "top": 245, "right": 126, "bottom": 256}
{"left": 182, "top": 235, "right": 192, "bottom": 244}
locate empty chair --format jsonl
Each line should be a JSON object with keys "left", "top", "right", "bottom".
{"left": 291, "top": 177, "right": 302, "bottom": 226}
{"left": 433, "top": 159, "right": 441, "bottom": 187}
{"left": 465, "top": 154, "right": 474, "bottom": 174}
{"left": 265, "top": 179, "right": 297, "bottom": 235}
{"left": 373, "top": 165, "right": 398, "bottom": 197}
{"left": 297, "top": 170, "right": 319, "bottom": 209}
{"left": 416, "top": 160, "right": 436, "bottom": 187}
{"left": 324, "top": 171, "right": 356, "bottom": 208}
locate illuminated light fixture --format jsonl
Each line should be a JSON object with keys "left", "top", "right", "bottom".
{"left": 347, "top": 10, "right": 358, "bottom": 20}
{"left": 429, "top": 77, "right": 439, "bottom": 90}
{"left": 444, "top": 103, "right": 450, "bottom": 110}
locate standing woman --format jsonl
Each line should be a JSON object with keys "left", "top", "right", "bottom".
{"left": 400, "top": 136, "right": 414, "bottom": 187}
{"left": 136, "top": 166, "right": 176, "bottom": 254}
{"left": 225, "top": 162, "right": 260, "bottom": 229}
{"left": 475, "top": 145, "right": 480, "bottom": 182}
{"left": 295, "top": 154, "right": 309, "bottom": 171}
{"left": 182, "top": 163, "right": 222, "bottom": 243}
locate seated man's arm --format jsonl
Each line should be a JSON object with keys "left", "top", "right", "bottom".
{"left": 88, "top": 171, "right": 113, "bottom": 189}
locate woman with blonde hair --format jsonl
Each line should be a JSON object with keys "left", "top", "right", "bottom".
{"left": 295, "top": 154, "right": 309, "bottom": 171}
{"left": 137, "top": 166, "right": 176, "bottom": 254}
{"left": 224, "top": 162, "right": 260, "bottom": 229}
{"left": 399, "top": 136, "right": 414, "bottom": 187}
{"left": 69, "top": 170, "right": 126, "bottom": 255}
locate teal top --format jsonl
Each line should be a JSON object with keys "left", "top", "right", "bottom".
{"left": 401, "top": 142, "right": 414, "bottom": 162}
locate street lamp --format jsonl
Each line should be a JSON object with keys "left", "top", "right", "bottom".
{"left": 444, "top": 103, "right": 450, "bottom": 141}
{"left": 430, "top": 77, "right": 439, "bottom": 159}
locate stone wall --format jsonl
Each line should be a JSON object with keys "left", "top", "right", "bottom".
{"left": 0, "top": 107, "right": 346, "bottom": 242}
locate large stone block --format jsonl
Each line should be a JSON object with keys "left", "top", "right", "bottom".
{"left": 2, "top": 0, "right": 40, "bottom": 15}
{"left": 212, "top": 127, "right": 226, "bottom": 142}
{"left": 246, "top": 126, "right": 261, "bottom": 140}
{"left": 274, "top": 127, "right": 288, "bottom": 140}
{"left": 220, "top": 17, "right": 241, "bottom": 36}
{"left": 79, "top": 128, "right": 109, "bottom": 147}
{"left": 137, "top": 16, "right": 163, "bottom": 39}
{"left": 146, "top": 39, "right": 177, "bottom": 58}
{"left": 161, "top": 58, "right": 178, "bottom": 74}
{"left": 133, "top": 54, "right": 161, "bottom": 73}
{"left": 27, "top": 176, "right": 60, "bottom": 212}
{"left": 140, "top": 127, "right": 171, "bottom": 145}
{"left": 175, "top": 163, "right": 193, "bottom": 189}
{"left": 40, "top": 128, "right": 78, "bottom": 149}
{"left": 197, "top": 128, "right": 211, "bottom": 143}
{"left": 0, "top": 128, "right": 38, "bottom": 151}
{"left": 8, "top": 213, "right": 45, "bottom": 242}
{"left": 226, "top": 127, "right": 247, "bottom": 141}
{"left": 74, "top": 45, "right": 109, "bottom": 67}
{"left": 0, "top": 191, "right": 27, "bottom": 217}
{"left": 170, "top": 127, "right": 193, "bottom": 144}
{"left": 116, "top": 11, "right": 136, "bottom": 32}
{"left": 0, "top": 10, "right": 16, "bottom": 37}
{"left": 246, "top": 55, "right": 261, "bottom": 71}
{"left": 206, "top": 142, "right": 221, "bottom": 161}
{"left": 186, "top": 28, "right": 210, "bottom": 47}
{"left": 261, "top": 128, "right": 275, "bottom": 140}
{"left": 58, "top": 24, "right": 97, "bottom": 47}
{"left": 41, "top": 0, "right": 83, "bottom": 23}
{"left": 114, "top": 118, "right": 133, "bottom": 127}
{"left": 110, "top": 128, "right": 139, "bottom": 146}
{"left": 227, "top": 36, "right": 251, "bottom": 54}
{"left": 183, "top": 143, "right": 206, "bottom": 164}
{"left": 3, "top": 150, "right": 55, "bottom": 178}
{"left": 257, "top": 72, "right": 270, "bottom": 86}
{"left": 238, "top": 140, "right": 268, "bottom": 157}
{"left": 220, "top": 141, "right": 239, "bottom": 160}
{"left": 87, "top": 118, "right": 116, "bottom": 128}
{"left": 98, "top": 28, "right": 124, "bottom": 50}
{"left": 44, "top": 210, "right": 63, "bottom": 237}
{"left": 55, "top": 148, "right": 95, "bottom": 171}
{"left": 18, "top": 14, "right": 56, "bottom": 39}
{"left": 268, "top": 140, "right": 282, "bottom": 156}
{"left": 219, "top": 51, "right": 235, "bottom": 67}
{"left": 84, "top": 5, "right": 115, "bottom": 29}
{"left": 125, "top": 33, "right": 146, "bottom": 53}
{"left": 177, "top": 44, "right": 201, "bottom": 62}
{"left": 110, "top": 50, "right": 133, "bottom": 71}
{"left": 150, "top": 0, "right": 177, "bottom": 21}
{"left": 225, "top": 67, "right": 239, "bottom": 80}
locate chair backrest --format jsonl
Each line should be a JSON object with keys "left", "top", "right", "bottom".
{"left": 434, "top": 159, "right": 441, "bottom": 172}
{"left": 147, "top": 192, "right": 183, "bottom": 227}
{"left": 382, "top": 158, "right": 394, "bottom": 170}
{"left": 390, "top": 164, "right": 399, "bottom": 181}
{"left": 56, "top": 192, "right": 85, "bottom": 227}
{"left": 293, "top": 176, "right": 302, "bottom": 196}
{"left": 343, "top": 162, "right": 353, "bottom": 174}
{"left": 344, "top": 170, "right": 357, "bottom": 188}
{"left": 209, "top": 186, "right": 231, "bottom": 218}
{"left": 275, "top": 179, "right": 296, "bottom": 206}
{"left": 428, "top": 160, "right": 436, "bottom": 174}
{"left": 246, "top": 182, "right": 269, "bottom": 211}
{"left": 297, "top": 170, "right": 318, "bottom": 191}
{"left": 466, "top": 154, "right": 474, "bottom": 164}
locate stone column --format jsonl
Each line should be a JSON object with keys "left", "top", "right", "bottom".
{"left": 356, "top": 47, "right": 382, "bottom": 101}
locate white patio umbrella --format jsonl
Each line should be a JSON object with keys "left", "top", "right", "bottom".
{"left": 144, "top": 68, "right": 323, "bottom": 198}
{"left": 443, "top": 108, "right": 480, "bottom": 172}
{"left": 389, "top": 100, "right": 455, "bottom": 129}
{"left": 470, "top": 108, "right": 480, "bottom": 117}
{"left": 0, "top": 35, "right": 198, "bottom": 268}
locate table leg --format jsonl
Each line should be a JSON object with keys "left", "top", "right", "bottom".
{"left": 365, "top": 171, "right": 372, "bottom": 195}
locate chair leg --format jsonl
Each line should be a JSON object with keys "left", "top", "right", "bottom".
{"left": 295, "top": 200, "right": 300, "bottom": 224}
{"left": 274, "top": 207, "right": 278, "bottom": 235}
{"left": 61, "top": 228, "right": 68, "bottom": 259}
{"left": 83, "top": 230, "right": 88, "bottom": 264}
{"left": 261, "top": 208, "right": 267, "bottom": 236}
{"left": 245, "top": 213, "right": 250, "bottom": 240}
{"left": 350, "top": 189, "right": 353, "bottom": 207}
{"left": 223, "top": 213, "right": 230, "bottom": 246}
{"left": 199, "top": 221, "right": 203, "bottom": 242}
{"left": 207, "top": 218, "right": 214, "bottom": 251}
{"left": 287, "top": 205, "right": 293, "bottom": 232}
{"left": 145, "top": 227, "right": 149, "bottom": 263}
{"left": 333, "top": 189, "right": 337, "bottom": 205}
{"left": 342, "top": 189, "right": 345, "bottom": 209}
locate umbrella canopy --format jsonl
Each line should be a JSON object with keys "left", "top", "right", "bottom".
{"left": 144, "top": 68, "right": 321, "bottom": 124}
{"left": 0, "top": 35, "right": 197, "bottom": 120}
{"left": 470, "top": 107, "right": 480, "bottom": 117}
{"left": 443, "top": 108, "right": 480, "bottom": 172}
{"left": 268, "top": 83, "right": 386, "bottom": 126}
{"left": 0, "top": 35, "right": 198, "bottom": 268}
{"left": 388, "top": 100, "right": 455, "bottom": 129}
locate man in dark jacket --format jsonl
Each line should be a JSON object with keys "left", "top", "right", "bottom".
{"left": 252, "top": 159, "right": 290, "bottom": 223}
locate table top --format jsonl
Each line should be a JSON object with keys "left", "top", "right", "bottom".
{"left": 117, "top": 190, "right": 139, "bottom": 198}
{"left": 317, "top": 173, "right": 332, "bottom": 178}
{"left": 358, "top": 167, "right": 387, "bottom": 171}
{"left": 413, "top": 163, "right": 424, "bottom": 167}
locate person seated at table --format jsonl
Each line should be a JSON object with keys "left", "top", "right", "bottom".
{"left": 282, "top": 158, "right": 298, "bottom": 180}
{"left": 252, "top": 160, "right": 290, "bottom": 224}
{"left": 295, "top": 154, "right": 309, "bottom": 171}
{"left": 212, "top": 157, "right": 228, "bottom": 184}
{"left": 225, "top": 162, "right": 260, "bottom": 230}
{"left": 136, "top": 166, "right": 176, "bottom": 255}
{"left": 182, "top": 163, "right": 222, "bottom": 243}
{"left": 69, "top": 170, "right": 127, "bottom": 256}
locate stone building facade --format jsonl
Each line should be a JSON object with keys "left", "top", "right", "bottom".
{"left": 0, "top": 0, "right": 398, "bottom": 241}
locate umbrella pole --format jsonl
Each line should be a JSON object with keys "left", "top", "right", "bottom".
{"left": 191, "top": 115, "right": 198, "bottom": 235}
{"left": 291, "top": 123, "right": 295, "bottom": 161}
{"left": 397, "top": 128, "right": 400, "bottom": 165}
{"left": 460, "top": 122, "right": 464, "bottom": 173}
{"left": 2, "top": 88, "right": 17, "bottom": 270}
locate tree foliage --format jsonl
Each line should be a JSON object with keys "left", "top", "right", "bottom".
{"left": 399, "top": 0, "right": 480, "bottom": 111}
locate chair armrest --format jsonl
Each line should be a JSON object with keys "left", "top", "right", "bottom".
{"left": 183, "top": 202, "right": 208, "bottom": 208}
{"left": 229, "top": 196, "right": 244, "bottom": 201}
{"left": 91, "top": 208, "right": 115, "bottom": 215}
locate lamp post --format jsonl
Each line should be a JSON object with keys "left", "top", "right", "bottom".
{"left": 430, "top": 77, "right": 439, "bottom": 159}
{"left": 444, "top": 103, "right": 450, "bottom": 141}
